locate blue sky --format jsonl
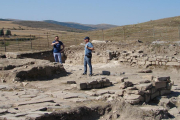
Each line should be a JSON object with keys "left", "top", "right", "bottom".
{"left": 0, "top": 0, "right": 180, "bottom": 26}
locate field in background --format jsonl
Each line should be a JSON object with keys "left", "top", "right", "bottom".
{"left": 0, "top": 16, "right": 180, "bottom": 52}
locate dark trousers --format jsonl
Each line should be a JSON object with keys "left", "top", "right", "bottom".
{"left": 84, "top": 56, "right": 92, "bottom": 75}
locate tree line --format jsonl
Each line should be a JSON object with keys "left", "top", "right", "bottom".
{"left": 0, "top": 29, "right": 11, "bottom": 36}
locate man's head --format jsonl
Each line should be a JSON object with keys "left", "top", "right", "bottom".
{"left": 84, "top": 36, "right": 90, "bottom": 43}
{"left": 55, "top": 36, "right": 59, "bottom": 41}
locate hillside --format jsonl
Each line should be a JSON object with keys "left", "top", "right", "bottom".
{"left": 12, "top": 21, "right": 87, "bottom": 33}
{"left": 44, "top": 20, "right": 118, "bottom": 30}
{"left": 84, "top": 16, "right": 180, "bottom": 43}
{"left": 1, "top": 16, "right": 180, "bottom": 52}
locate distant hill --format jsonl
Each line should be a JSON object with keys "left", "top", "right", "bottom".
{"left": 43, "top": 20, "right": 118, "bottom": 31}
{"left": 12, "top": 21, "right": 86, "bottom": 33}
{"left": 0, "top": 18, "right": 11, "bottom": 21}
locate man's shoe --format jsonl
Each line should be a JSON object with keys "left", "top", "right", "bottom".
{"left": 89, "top": 74, "right": 93, "bottom": 76}
{"left": 82, "top": 73, "right": 87, "bottom": 75}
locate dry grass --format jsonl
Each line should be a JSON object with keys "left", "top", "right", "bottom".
{"left": 0, "top": 16, "right": 180, "bottom": 52}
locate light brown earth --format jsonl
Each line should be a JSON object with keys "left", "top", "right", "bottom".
{"left": 0, "top": 59, "right": 180, "bottom": 120}
{"left": 0, "top": 41, "right": 180, "bottom": 120}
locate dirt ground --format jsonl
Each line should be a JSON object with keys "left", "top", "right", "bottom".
{"left": 1, "top": 59, "right": 180, "bottom": 120}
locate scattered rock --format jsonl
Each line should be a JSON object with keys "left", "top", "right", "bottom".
{"left": 138, "top": 70, "right": 152, "bottom": 73}
{"left": 67, "top": 81, "right": 76, "bottom": 84}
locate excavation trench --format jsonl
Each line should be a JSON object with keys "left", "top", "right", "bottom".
{"left": 31, "top": 100, "right": 170, "bottom": 120}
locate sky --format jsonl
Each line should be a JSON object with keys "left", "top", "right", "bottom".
{"left": 0, "top": 0, "right": 180, "bottom": 26}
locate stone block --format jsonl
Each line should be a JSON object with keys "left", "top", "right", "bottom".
{"left": 124, "top": 94, "right": 144, "bottom": 104}
{"left": 86, "top": 84, "right": 92, "bottom": 89}
{"left": 156, "top": 76, "right": 170, "bottom": 82}
{"left": 131, "top": 59, "right": 137, "bottom": 63}
{"left": 125, "top": 99, "right": 140, "bottom": 105}
{"left": 151, "top": 87, "right": 157, "bottom": 94}
{"left": 103, "top": 82, "right": 112, "bottom": 87}
{"left": 153, "top": 81, "right": 167, "bottom": 89}
{"left": 119, "top": 83, "right": 126, "bottom": 89}
{"left": 151, "top": 91, "right": 159, "bottom": 99}
{"left": 67, "top": 81, "right": 76, "bottom": 84}
{"left": 115, "top": 90, "right": 124, "bottom": 96}
{"left": 158, "top": 98, "right": 170, "bottom": 108}
{"left": 116, "top": 77, "right": 125, "bottom": 83}
{"left": 138, "top": 80, "right": 151, "bottom": 84}
{"left": 137, "top": 69, "right": 152, "bottom": 73}
{"left": 138, "top": 61, "right": 146, "bottom": 65}
{"left": 108, "top": 90, "right": 116, "bottom": 94}
{"left": 156, "top": 61, "right": 159, "bottom": 65}
{"left": 102, "top": 71, "right": 110, "bottom": 75}
{"left": 145, "top": 61, "right": 151, "bottom": 65}
{"left": 166, "top": 62, "right": 179, "bottom": 66}
{"left": 119, "top": 81, "right": 133, "bottom": 89}
{"left": 92, "top": 84, "right": 101, "bottom": 89}
{"left": 77, "top": 83, "right": 87, "bottom": 90}
{"left": 168, "top": 107, "right": 179, "bottom": 116}
{"left": 6, "top": 52, "right": 21, "bottom": 59}
{"left": 160, "top": 89, "right": 171, "bottom": 96}
{"left": 124, "top": 90, "right": 140, "bottom": 95}
{"left": 126, "top": 87, "right": 138, "bottom": 90}
{"left": 145, "top": 94, "right": 151, "bottom": 103}
{"left": 135, "top": 83, "right": 152, "bottom": 91}
{"left": 161, "top": 62, "right": 166, "bottom": 65}
{"left": 119, "top": 58, "right": 126, "bottom": 62}
{"left": 148, "top": 58, "right": 156, "bottom": 61}
{"left": 88, "top": 80, "right": 98, "bottom": 85}
{"left": 138, "top": 50, "right": 143, "bottom": 53}
{"left": 166, "top": 83, "right": 173, "bottom": 90}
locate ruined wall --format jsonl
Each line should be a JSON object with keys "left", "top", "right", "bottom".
{"left": 64, "top": 42, "right": 180, "bottom": 69}
{"left": 3, "top": 41, "right": 180, "bottom": 68}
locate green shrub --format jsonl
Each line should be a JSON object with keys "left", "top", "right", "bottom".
{"left": 0, "top": 29, "right": 4, "bottom": 36}
{"left": 5, "top": 30, "right": 11, "bottom": 36}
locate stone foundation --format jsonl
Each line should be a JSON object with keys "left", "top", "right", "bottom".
{"left": 0, "top": 59, "right": 67, "bottom": 82}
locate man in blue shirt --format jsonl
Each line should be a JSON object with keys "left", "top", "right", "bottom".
{"left": 83, "top": 37, "right": 94, "bottom": 76}
{"left": 51, "top": 36, "right": 65, "bottom": 63}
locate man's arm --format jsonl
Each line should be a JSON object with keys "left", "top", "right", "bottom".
{"left": 51, "top": 41, "right": 59, "bottom": 46}
{"left": 61, "top": 44, "right": 65, "bottom": 52}
{"left": 86, "top": 46, "right": 94, "bottom": 50}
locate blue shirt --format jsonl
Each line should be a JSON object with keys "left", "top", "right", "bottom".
{"left": 52, "top": 40, "right": 63, "bottom": 53}
{"left": 85, "top": 42, "right": 93, "bottom": 56}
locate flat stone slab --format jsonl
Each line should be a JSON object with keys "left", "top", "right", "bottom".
{"left": 139, "top": 105, "right": 168, "bottom": 112}
{"left": 14, "top": 98, "right": 54, "bottom": 107}
{"left": 166, "top": 62, "right": 180, "bottom": 66}
{"left": 137, "top": 70, "right": 152, "bottom": 73}
{"left": 124, "top": 94, "right": 142, "bottom": 100}
{"left": 85, "top": 91, "right": 96, "bottom": 96}
{"left": 168, "top": 107, "right": 180, "bottom": 116}
{"left": 115, "top": 90, "right": 124, "bottom": 96}
{"left": 96, "top": 90, "right": 109, "bottom": 96}
{"left": 47, "top": 91, "right": 88, "bottom": 99}
{"left": 19, "top": 95, "right": 37, "bottom": 98}
{"left": 0, "top": 109, "right": 8, "bottom": 114}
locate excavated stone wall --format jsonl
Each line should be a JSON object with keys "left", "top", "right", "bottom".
{"left": 0, "top": 59, "right": 67, "bottom": 82}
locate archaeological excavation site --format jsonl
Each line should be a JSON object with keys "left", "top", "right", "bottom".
{"left": 0, "top": 40, "right": 180, "bottom": 120}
